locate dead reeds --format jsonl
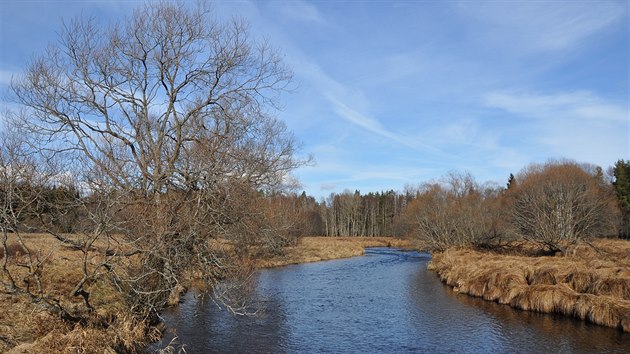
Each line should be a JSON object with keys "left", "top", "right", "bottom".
{"left": 429, "top": 239, "right": 630, "bottom": 332}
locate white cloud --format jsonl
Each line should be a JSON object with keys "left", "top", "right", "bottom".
{"left": 485, "top": 91, "right": 627, "bottom": 124}
{"left": 297, "top": 158, "right": 441, "bottom": 197}
{"left": 455, "top": 0, "right": 626, "bottom": 52}
{"left": 483, "top": 90, "right": 629, "bottom": 165}
{"left": 320, "top": 183, "right": 336, "bottom": 191}
{"left": 0, "top": 69, "right": 16, "bottom": 86}
{"left": 327, "top": 95, "right": 406, "bottom": 145}
{"left": 280, "top": 51, "right": 411, "bottom": 147}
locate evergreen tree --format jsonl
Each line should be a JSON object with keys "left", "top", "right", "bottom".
{"left": 507, "top": 173, "right": 517, "bottom": 190}
{"left": 613, "top": 160, "right": 630, "bottom": 239}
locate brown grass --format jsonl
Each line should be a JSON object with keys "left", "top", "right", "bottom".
{"left": 429, "top": 238, "right": 630, "bottom": 332}
{"left": 255, "top": 236, "right": 414, "bottom": 268}
{"left": 0, "top": 233, "right": 152, "bottom": 353}
{"left": 5, "top": 312, "right": 161, "bottom": 354}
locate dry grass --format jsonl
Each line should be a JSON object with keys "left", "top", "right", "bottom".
{"left": 0, "top": 233, "right": 152, "bottom": 353}
{"left": 429, "top": 238, "right": 630, "bottom": 332}
{"left": 255, "top": 236, "right": 414, "bottom": 268}
{"left": 5, "top": 312, "right": 162, "bottom": 354}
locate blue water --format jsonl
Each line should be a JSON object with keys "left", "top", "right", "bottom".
{"left": 154, "top": 248, "right": 629, "bottom": 353}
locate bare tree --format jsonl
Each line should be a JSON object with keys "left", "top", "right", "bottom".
{"left": 319, "top": 190, "right": 405, "bottom": 237}
{"left": 0, "top": 126, "right": 88, "bottom": 321}
{"left": 7, "top": 1, "right": 303, "bottom": 322}
{"left": 403, "top": 172, "right": 501, "bottom": 251}
{"left": 509, "top": 160, "right": 618, "bottom": 254}
{"left": 1, "top": 128, "right": 43, "bottom": 295}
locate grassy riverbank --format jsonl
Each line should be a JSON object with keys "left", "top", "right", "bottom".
{"left": 429, "top": 238, "right": 630, "bottom": 332}
{"left": 1, "top": 235, "right": 410, "bottom": 352}
{"left": 1, "top": 233, "right": 160, "bottom": 353}
{"left": 5, "top": 234, "right": 627, "bottom": 352}
{"left": 257, "top": 236, "right": 414, "bottom": 268}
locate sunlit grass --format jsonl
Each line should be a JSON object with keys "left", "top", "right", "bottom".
{"left": 0, "top": 233, "right": 158, "bottom": 353}
{"left": 256, "top": 236, "right": 414, "bottom": 268}
{"left": 429, "top": 238, "right": 630, "bottom": 332}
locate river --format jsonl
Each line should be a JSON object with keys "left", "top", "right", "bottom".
{"left": 154, "top": 248, "right": 629, "bottom": 353}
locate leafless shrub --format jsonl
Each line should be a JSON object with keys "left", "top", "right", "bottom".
{"left": 508, "top": 160, "right": 619, "bottom": 254}
{"left": 403, "top": 171, "right": 502, "bottom": 251}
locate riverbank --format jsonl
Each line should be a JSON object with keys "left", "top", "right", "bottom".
{"left": 1, "top": 235, "right": 411, "bottom": 353}
{"left": 428, "top": 238, "right": 630, "bottom": 332}
{"left": 256, "top": 236, "right": 414, "bottom": 268}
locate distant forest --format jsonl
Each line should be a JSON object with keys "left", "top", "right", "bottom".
{"left": 10, "top": 160, "right": 628, "bottom": 245}
{"left": 269, "top": 159, "right": 630, "bottom": 246}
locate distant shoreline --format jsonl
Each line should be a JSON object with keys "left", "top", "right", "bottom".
{"left": 256, "top": 236, "right": 415, "bottom": 268}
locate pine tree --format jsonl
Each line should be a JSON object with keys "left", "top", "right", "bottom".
{"left": 613, "top": 160, "right": 630, "bottom": 239}
{"left": 507, "top": 173, "right": 517, "bottom": 190}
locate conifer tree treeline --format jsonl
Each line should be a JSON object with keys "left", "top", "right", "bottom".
{"left": 613, "top": 159, "right": 630, "bottom": 239}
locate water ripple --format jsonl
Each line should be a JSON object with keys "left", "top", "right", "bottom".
{"left": 154, "top": 248, "right": 629, "bottom": 353}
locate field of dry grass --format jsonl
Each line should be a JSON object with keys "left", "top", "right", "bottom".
{"left": 429, "top": 238, "right": 630, "bottom": 332}
{"left": 0, "top": 233, "right": 160, "bottom": 353}
{"left": 256, "top": 236, "right": 414, "bottom": 268}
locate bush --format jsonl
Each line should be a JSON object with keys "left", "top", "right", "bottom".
{"left": 508, "top": 160, "right": 618, "bottom": 254}
{"left": 403, "top": 172, "right": 502, "bottom": 251}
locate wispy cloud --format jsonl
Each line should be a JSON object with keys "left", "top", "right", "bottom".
{"left": 484, "top": 90, "right": 628, "bottom": 165}
{"left": 274, "top": 0, "right": 327, "bottom": 24}
{"left": 326, "top": 95, "right": 407, "bottom": 145}
{"left": 299, "top": 157, "right": 440, "bottom": 195}
{"left": 0, "top": 69, "right": 16, "bottom": 86}
{"left": 485, "top": 91, "right": 627, "bottom": 124}
{"left": 287, "top": 52, "right": 450, "bottom": 154}
{"left": 320, "top": 183, "right": 336, "bottom": 191}
{"left": 455, "top": 0, "right": 626, "bottom": 52}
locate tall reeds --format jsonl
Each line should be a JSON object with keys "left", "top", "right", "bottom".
{"left": 429, "top": 239, "right": 630, "bottom": 332}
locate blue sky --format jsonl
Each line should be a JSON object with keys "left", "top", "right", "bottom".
{"left": 1, "top": 1, "right": 628, "bottom": 198}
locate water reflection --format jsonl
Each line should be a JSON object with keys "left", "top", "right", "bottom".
{"left": 154, "top": 248, "right": 629, "bottom": 353}
{"left": 445, "top": 285, "right": 629, "bottom": 353}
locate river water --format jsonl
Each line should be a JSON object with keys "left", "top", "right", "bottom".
{"left": 154, "top": 248, "right": 629, "bottom": 353}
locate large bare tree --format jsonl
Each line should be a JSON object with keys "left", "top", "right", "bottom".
{"left": 6, "top": 0, "right": 303, "bottom": 322}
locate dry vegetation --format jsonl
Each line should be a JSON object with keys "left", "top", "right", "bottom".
{"left": 0, "top": 233, "right": 161, "bottom": 353}
{"left": 428, "top": 238, "right": 630, "bottom": 332}
{"left": 0, "top": 235, "right": 409, "bottom": 352}
{"left": 1, "top": 2, "right": 307, "bottom": 353}
{"left": 256, "top": 236, "right": 414, "bottom": 268}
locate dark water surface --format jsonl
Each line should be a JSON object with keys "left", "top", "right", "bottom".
{"left": 155, "top": 248, "right": 629, "bottom": 353}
